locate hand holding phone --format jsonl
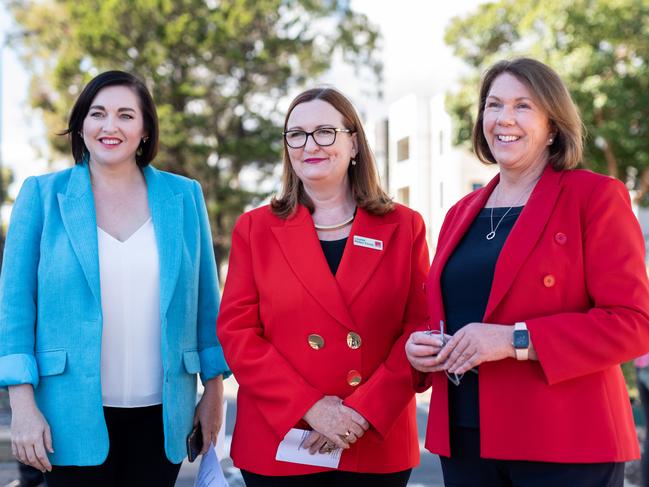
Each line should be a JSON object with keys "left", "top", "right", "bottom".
{"left": 186, "top": 424, "right": 204, "bottom": 463}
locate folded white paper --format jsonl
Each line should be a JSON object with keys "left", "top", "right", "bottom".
{"left": 275, "top": 428, "right": 342, "bottom": 468}
{"left": 194, "top": 443, "right": 229, "bottom": 487}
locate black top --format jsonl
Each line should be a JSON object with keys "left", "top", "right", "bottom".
{"left": 320, "top": 238, "right": 347, "bottom": 275}
{"left": 441, "top": 206, "right": 522, "bottom": 428}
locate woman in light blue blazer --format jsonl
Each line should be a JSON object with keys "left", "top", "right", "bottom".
{"left": 0, "top": 71, "right": 230, "bottom": 486}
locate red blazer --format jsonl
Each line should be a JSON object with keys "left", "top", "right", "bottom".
{"left": 422, "top": 166, "right": 649, "bottom": 463}
{"left": 218, "top": 204, "right": 429, "bottom": 475}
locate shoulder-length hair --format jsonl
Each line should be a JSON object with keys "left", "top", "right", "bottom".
{"left": 270, "top": 87, "right": 393, "bottom": 218}
{"left": 62, "top": 70, "right": 159, "bottom": 167}
{"left": 472, "top": 58, "right": 583, "bottom": 170}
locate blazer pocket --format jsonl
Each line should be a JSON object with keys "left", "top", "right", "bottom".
{"left": 182, "top": 350, "right": 201, "bottom": 374}
{"left": 35, "top": 350, "right": 67, "bottom": 377}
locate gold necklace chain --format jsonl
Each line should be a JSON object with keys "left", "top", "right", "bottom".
{"left": 314, "top": 213, "right": 355, "bottom": 231}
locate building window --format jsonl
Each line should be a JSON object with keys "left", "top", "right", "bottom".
{"left": 397, "top": 186, "right": 410, "bottom": 206}
{"left": 397, "top": 137, "right": 409, "bottom": 162}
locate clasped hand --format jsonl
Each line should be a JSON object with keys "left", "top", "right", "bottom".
{"left": 302, "top": 395, "right": 369, "bottom": 453}
{"left": 406, "top": 323, "right": 515, "bottom": 374}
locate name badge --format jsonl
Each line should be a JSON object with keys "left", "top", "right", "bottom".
{"left": 353, "top": 235, "right": 383, "bottom": 251}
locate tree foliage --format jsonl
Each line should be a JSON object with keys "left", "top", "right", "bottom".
{"left": 445, "top": 0, "right": 649, "bottom": 199}
{"left": 7, "top": 0, "right": 381, "bottom": 268}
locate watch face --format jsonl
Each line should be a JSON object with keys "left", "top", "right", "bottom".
{"left": 513, "top": 330, "right": 529, "bottom": 349}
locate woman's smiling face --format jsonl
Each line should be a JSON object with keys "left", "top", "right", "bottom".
{"left": 82, "top": 85, "right": 147, "bottom": 168}
{"left": 482, "top": 73, "right": 554, "bottom": 174}
{"left": 285, "top": 99, "right": 357, "bottom": 190}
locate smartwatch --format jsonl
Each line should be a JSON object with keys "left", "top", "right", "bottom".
{"left": 512, "top": 322, "right": 529, "bottom": 361}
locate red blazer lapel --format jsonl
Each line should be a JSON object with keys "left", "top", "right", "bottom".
{"left": 484, "top": 165, "right": 564, "bottom": 320}
{"left": 428, "top": 175, "right": 499, "bottom": 309}
{"left": 270, "top": 205, "right": 355, "bottom": 329}
{"left": 335, "top": 208, "right": 399, "bottom": 305}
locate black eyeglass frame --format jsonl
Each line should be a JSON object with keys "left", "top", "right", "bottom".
{"left": 283, "top": 127, "right": 354, "bottom": 149}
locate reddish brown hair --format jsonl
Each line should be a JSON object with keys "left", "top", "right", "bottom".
{"left": 271, "top": 87, "right": 393, "bottom": 218}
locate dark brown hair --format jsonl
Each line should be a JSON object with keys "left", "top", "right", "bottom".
{"left": 472, "top": 58, "right": 583, "bottom": 170}
{"left": 62, "top": 70, "right": 159, "bottom": 167}
{"left": 271, "top": 87, "right": 393, "bottom": 218}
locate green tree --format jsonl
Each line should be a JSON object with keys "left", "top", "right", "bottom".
{"left": 445, "top": 0, "right": 649, "bottom": 197}
{"left": 7, "top": 0, "right": 381, "bottom": 270}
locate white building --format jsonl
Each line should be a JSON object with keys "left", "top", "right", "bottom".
{"left": 376, "top": 92, "right": 497, "bottom": 250}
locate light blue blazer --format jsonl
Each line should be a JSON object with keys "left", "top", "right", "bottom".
{"left": 0, "top": 162, "right": 230, "bottom": 465}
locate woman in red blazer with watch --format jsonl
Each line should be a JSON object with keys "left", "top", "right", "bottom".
{"left": 406, "top": 58, "right": 649, "bottom": 487}
{"left": 217, "top": 87, "right": 429, "bottom": 486}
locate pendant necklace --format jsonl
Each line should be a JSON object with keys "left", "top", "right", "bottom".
{"left": 486, "top": 178, "right": 538, "bottom": 241}
{"left": 486, "top": 206, "right": 514, "bottom": 240}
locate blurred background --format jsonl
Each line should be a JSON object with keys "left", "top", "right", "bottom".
{"left": 1, "top": 1, "right": 649, "bottom": 485}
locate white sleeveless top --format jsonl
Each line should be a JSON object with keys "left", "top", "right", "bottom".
{"left": 97, "top": 218, "right": 163, "bottom": 407}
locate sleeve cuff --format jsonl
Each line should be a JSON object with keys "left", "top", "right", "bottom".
{"left": 412, "top": 367, "right": 431, "bottom": 393}
{"left": 199, "top": 345, "right": 232, "bottom": 382}
{"left": 0, "top": 354, "right": 39, "bottom": 388}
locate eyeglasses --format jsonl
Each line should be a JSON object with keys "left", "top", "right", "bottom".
{"left": 283, "top": 127, "right": 353, "bottom": 148}
{"left": 427, "top": 320, "right": 478, "bottom": 386}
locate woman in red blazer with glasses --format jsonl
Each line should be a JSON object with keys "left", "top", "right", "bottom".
{"left": 217, "top": 87, "right": 429, "bottom": 486}
{"left": 406, "top": 58, "right": 649, "bottom": 487}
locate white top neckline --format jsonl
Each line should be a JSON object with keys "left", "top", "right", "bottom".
{"left": 97, "top": 217, "right": 152, "bottom": 244}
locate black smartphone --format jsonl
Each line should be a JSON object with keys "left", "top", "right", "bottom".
{"left": 186, "top": 425, "right": 204, "bottom": 463}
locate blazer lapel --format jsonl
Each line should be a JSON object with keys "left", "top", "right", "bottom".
{"left": 271, "top": 206, "right": 355, "bottom": 329}
{"left": 335, "top": 208, "right": 398, "bottom": 305}
{"left": 57, "top": 163, "right": 102, "bottom": 307}
{"left": 484, "top": 165, "right": 563, "bottom": 319}
{"left": 144, "top": 166, "right": 183, "bottom": 318}
{"left": 429, "top": 175, "right": 499, "bottom": 290}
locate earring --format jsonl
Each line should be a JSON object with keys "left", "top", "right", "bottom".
{"left": 351, "top": 158, "right": 357, "bottom": 166}
{"left": 548, "top": 138, "right": 554, "bottom": 144}
{"left": 136, "top": 137, "right": 148, "bottom": 157}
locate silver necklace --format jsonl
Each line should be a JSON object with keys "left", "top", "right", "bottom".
{"left": 486, "top": 205, "right": 514, "bottom": 240}
{"left": 486, "top": 180, "right": 537, "bottom": 240}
